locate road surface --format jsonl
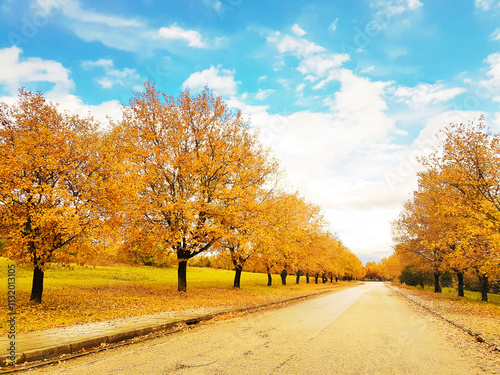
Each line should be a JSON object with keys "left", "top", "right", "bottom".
{"left": 28, "top": 282, "right": 495, "bottom": 374}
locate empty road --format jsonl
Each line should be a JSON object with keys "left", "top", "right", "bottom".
{"left": 29, "top": 282, "right": 494, "bottom": 374}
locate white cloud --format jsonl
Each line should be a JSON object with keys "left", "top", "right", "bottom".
{"left": 0, "top": 47, "right": 122, "bottom": 124}
{"left": 472, "top": 53, "right": 500, "bottom": 98}
{"left": 297, "top": 53, "right": 350, "bottom": 78}
{"left": 226, "top": 70, "right": 401, "bottom": 260}
{"left": 407, "top": 0, "right": 423, "bottom": 9}
{"left": 371, "top": 0, "right": 423, "bottom": 17}
{"left": 0, "top": 46, "right": 73, "bottom": 95}
{"left": 45, "top": 94, "right": 123, "bottom": 126}
{"left": 329, "top": 18, "right": 339, "bottom": 32}
{"left": 268, "top": 32, "right": 350, "bottom": 88}
{"left": 202, "top": 0, "right": 222, "bottom": 12}
{"left": 491, "top": 28, "right": 500, "bottom": 41}
{"left": 183, "top": 65, "right": 239, "bottom": 96}
{"left": 324, "top": 69, "right": 395, "bottom": 141}
{"left": 486, "top": 53, "right": 500, "bottom": 83}
{"left": 81, "top": 59, "right": 114, "bottom": 69}
{"left": 361, "top": 65, "right": 375, "bottom": 74}
{"left": 0, "top": 47, "right": 122, "bottom": 126}
{"left": 158, "top": 24, "right": 207, "bottom": 48}
{"left": 474, "top": 0, "right": 494, "bottom": 10}
{"left": 34, "top": 0, "right": 142, "bottom": 28}
{"left": 493, "top": 112, "right": 500, "bottom": 130}
{"left": 81, "top": 59, "right": 142, "bottom": 90}
{"left": 268, "top": 33, "right": 326, "bottom": 57}
{"left": 32, "top": 0, "right": 212, "bottom": 53}
{"left": 292, "top": 24, "right": 307, "bottom": 36}
{"left": 393, "top": 83, "right": 466, "bottom": 107}
{"left": 255, "top": 89, "right": 275, "bottom": 100}
{"left": 276, "top": 79, "right": 292, "bottom": 90}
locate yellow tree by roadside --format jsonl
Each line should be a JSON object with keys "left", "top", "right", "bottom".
{"left": 118, "top": 81, "right": 271, "bottom": 292}
{"left": 0, "top": 90, "right": 116, "bottom": 303}
{"left": 380, "top": 253, "right": 403, "bottom": 281}
{"left": 217, "top": 155, "right": 280, "bottom": 288}
{"left": 421, "top": 120, "right": 500, "bottom": 300}
{"left": 392, "top": 174, "right": 451, "bottom": 293}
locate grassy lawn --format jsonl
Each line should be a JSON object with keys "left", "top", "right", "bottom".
{"left": 441, "top": 287, "right": 500, "bottom": 304}
{"left": 407, "top": 284, "right": 500, "bottom": 305}
{"left": 0, "top": 258, "right": 351, "bottom": 332}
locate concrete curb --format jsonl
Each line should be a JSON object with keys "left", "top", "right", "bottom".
{"left": 388, "top": 285, "right": 500, "bottom": 352}
{"left": 0, "top": 287, "right": 336, "bottom": 371}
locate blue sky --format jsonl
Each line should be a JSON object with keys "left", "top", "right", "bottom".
{"left": 1, "top": 0, "right": 500, "bottom": 263}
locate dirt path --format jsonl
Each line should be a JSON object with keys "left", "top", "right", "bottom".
{"left": 27, "top": 282, "right": 500, "bottom": 374}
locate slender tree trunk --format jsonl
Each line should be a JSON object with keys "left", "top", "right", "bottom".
{"left": 233, "top": 265, "right": 243, "bottom": 288}
{"left": 335, "top": 276, "right": 338, "bottom": 282}
{"left": 478, "top": 274, "right": 489, "bottom": 302}
{"left": 433, "top": 272, "right": 441, "bottom": 293}
{"left": 457, "top": 272, "right": 464, "bottom": 297}
{"left": 267, "top": 272, "right": 272, "bottom": 286}
{"left": 280, "top": 269, "right": 287, "bottom": 285}
{"left": 30, "top": 264, "right": 44, "bottom": 303}
{"left": 315, "top": 274, "right": 319, "bottom": 284}
{"left": 322, "top": 273, "right": 327, "bottom": 283}
{"left": 306, "top": 273, "right": 310, "bottom": 283}
{"left": 330, "top": 275, "right": 333, "bottom": 283}
{"left": 178, "top": 260, "right": 188, "bottom": 292}
{"left": 295, "top": 270, "right": 301, "bottom": 285}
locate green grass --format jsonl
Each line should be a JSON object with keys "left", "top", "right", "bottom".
{"left": 441, "top": 287, "right": 500, "bottom": 305}
{"left": 401, "top": 284, "right": 500, "bottom": 305}
{"left": 0, "top": 257, "right": 352, "bottom": 332}
{"left": 0, "top": 258, "right": 298, "bottom": 290}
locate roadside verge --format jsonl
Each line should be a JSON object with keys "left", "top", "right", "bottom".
{"left": 0, "top": 286, "right": 344, "bottom": 372}
{"left": 389, "top": 284, "right": 500, "bottom": 352}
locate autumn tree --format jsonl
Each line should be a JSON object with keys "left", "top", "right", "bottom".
{"left": 0, "top": 90, "right": 116, "bottom": 303}
{"left": 380, "top": 253, "right": 403, "bottom": 281}
{"left": 118, "top": 81, "right": 271, "bottom": 292}
{"left": 217, "top": 168, "right": 280, "bottom": 288}
{"left": 394, "top": 120, "right": 500, "bottom": 300}
{"left": 365, "top": 262, "right": 384, "bottom": 280}
{"left": 418, "top": 120, "right": 500, "bottom": 300}
{"left": 392, "top": 170, "right": 456, "bottom": 293}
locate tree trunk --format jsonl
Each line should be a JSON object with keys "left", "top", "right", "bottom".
{"left": 315, "top": 274, "right": 319, "bottom": 284}
{"left": 30, "top": 264, "right": 44, "bottom": 303}
{"left": 295, "top": 270, "right": 301, "bottom": 285}
{"left": 233, "top": 265, "right": 243, "bottom": 288}
{"left": 280, "top": 269, "right": 287, "bottom": 285}
{"left": 478, "top": 274, "right": 488, "bottom": 302}
{"left": 306, "top": 273, "right": 310, "bottom": 283}
{"left": 457, "top": 272, "right": 464, "bottom": 297}
{"left": 433, "top": 272, "right": 441, "bottom": 293}
{"left": 335, "top": 276, "right": 338, "bottom": 282}
{"left": 330, "top": 275, "right": 333, "bottom": 283}
{"left": 267, "top": 272, "right": 272, "bottom": 286}
{"left": 178, "top": 260, "right": 188, "bottom": 292}
{"left": 322, "top": 274, "right": 327, "bottom": 283}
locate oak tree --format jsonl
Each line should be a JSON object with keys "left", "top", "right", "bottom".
{"left": 0, "top": 90, "right": 114, "bottom": 303}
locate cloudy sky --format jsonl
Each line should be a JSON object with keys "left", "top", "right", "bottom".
{"left": 1, "top": 0, "right": 500, "bottom": 263}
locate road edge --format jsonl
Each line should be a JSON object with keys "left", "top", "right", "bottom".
{"left": 0, "top": 285, "right": 350, "bottom": 373}
{"left": 387, "top": 284, "right": 500, "bottom": 353}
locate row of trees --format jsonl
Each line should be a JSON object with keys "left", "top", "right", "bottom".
{"left": 0, "top": 82, "right": 363, "bottom": 303}
{"left": 392, "top": 119, "right": 500, "bottom": 301}
{"left": 364, "top": 253, "right": 403, "bottom": 281}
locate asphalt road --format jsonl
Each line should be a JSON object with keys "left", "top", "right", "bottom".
{"left": 28, "top": 282, "right": 490, "bottom": 374}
